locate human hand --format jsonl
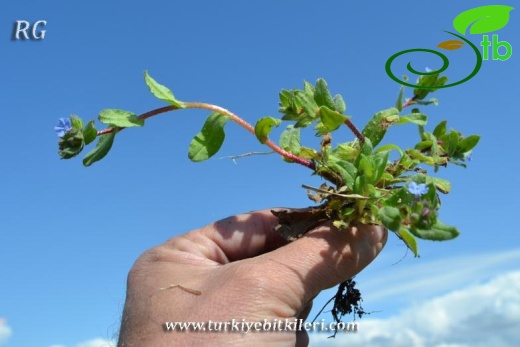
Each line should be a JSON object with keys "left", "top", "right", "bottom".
{"left": 117, "top": 209, "right": 387, "bottom": 346}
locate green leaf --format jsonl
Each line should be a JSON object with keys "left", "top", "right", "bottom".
{"left": 255, "top": 117, "right": 281, "bottom": 144}
{"left": 358, "top": 155, "right": 374, "bottom": 182}
{"left": 331, "top": 143, "right": 359, "bottom": 162}
{"left": 396, "top": 229, "right": 419, "bottom": 257}
{"left": 188, "top": 112, "right": 228, "bottom": 162}
{"left": 396, "top": 85, "right": 405, "bottom": 111}
{"left": 294, "top": 115, "right": 314, "bottom": 128}
{"left": 82, "top": 120, "right": 98, "bottom": 145}
{"left": 315, "top": 106, "right": 348, "bottom": 135}
{"left": 361, "top": 108, "right": 400, "bottom": 147}
{"left": 372, "top": 150, "right": 389, "bottom": 184}
{"left": 378, "top": 206, "right": 402, "bottom": 231}
{"left": 376, "top": 143, "right": 404, "bottom": 157}
{"left": 279, "top": 125, "right": 301, "bottom": 156}
{"left": 294, "top": 90, "right": 320, "bottom": 119}
{"left": 299, "top": 146, "right": 320, "bottom": 160}
{"left": 426, "top": 176, "right": 451, "bottom": 193}
{"left": 433, "top": 120, "right": 447, "bottom": 137}
{"left": 435, "top": 76, "right": 448, "bottom": 88}
{"left": 329, "top": 158, "right": 357, "bottom": 189}
{"left": 303, "top": 81, "right": 315, "bottom": 96}
{"left": 333, "top": 94, "right": 346, "bottom": 113}
{"left": 453, "top": 5, "right": 515, "bottom": 35}
{"left": 411, "top": 220, "right": 459, "bottom": 240}
{"left": 457, "top": 135, "right": 480, "bottom": 153}
{"left": 385, "top": 186, "right": 413, "bottom": 207}
{"left": 70, "top": 115, "right": 83, "bottom": 130}
{"left": 407, "top": 149, "right": 436, "bottom": 166}
{"left": 82, "top": 130, "right": 116, "bottom": 167}
{"left": 58, "top": 129, "right": 84, "bottom": 159}
{"left": 415, "top": 98, "right": 439, "bottom": 106}
{"left": 314, "top": 79, "right": 336, "bottom": 110}
{"left": 413, "top": 74, "right": 448, "bottom": 98}
{"left": 99, "top": 109, "right": 144, "bottom": 128}
{"left": 144, "top": 71, "right": 185, "bottom": 108}
{"left": 446, "top": 131, "right": 460, "bottom": 157}
{"left": 397, "top": 113, "right": 427, "bottom": 126}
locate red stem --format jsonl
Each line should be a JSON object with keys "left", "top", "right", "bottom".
{"left": 96, "top": 103, "right": 315, "bottom": 170}
{"left": 344, "top": 119, "right": 365, "bottom": 143}
{"left": 402, "top": 94, "right": 419, "bottom": 109}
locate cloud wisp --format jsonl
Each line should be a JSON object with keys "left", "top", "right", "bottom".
{"left": 312, "top": 270, "right": 520, "bottom": 347}
{"left": 0, "top": 318, "right": 12, "bottom": 345}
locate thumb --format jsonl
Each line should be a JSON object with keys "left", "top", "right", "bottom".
{"left": 258, "top": 222, "right": 387, "bottom": 307}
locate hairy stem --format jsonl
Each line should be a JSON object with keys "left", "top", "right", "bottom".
{"left": 97, "top": 105, "right": 178, "bottom": 135}
{"left": 97, "top": 103, "right": 316, "bottom": 170}
{"left": 344, "top": 119, "right": 365, "bottom": 143}
{"left": 402, "top": 94, "right": 419, "bottom": 109}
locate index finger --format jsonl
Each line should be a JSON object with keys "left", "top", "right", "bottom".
{"left": 165, "top": 209, "right": 289, "bottom": 264}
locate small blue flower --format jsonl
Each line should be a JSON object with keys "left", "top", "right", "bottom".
{"left": 408, "top": 182, "right": 428, "bottom": 197}
{"left": 55, "top": 118, "right": 72, "bottom": 137}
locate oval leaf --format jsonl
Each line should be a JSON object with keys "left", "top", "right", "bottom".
{"left": 333, "top": 94, "right": 346, "bottom": 113}
{"left": 144, "top": 71, "right": 185, "bottom": 108}
{"left": 361, "top": 108, "right": 400, "bottom": 147}
{"left": 315, "top": 106, "right": 348, "bottom": 135}
{"left": 437, "top": 39, "right": 464, "bottom": 50}
{"left": 255, "top": 117, "right": 281, "bottom": 144}
{"left": 294, "top": 90, "right": 320, "bottom": 119}
{"left": 396, "top": 229, "right": 419, "bottom": 257}
{"left": 279, "top": 125, "right": 301, "bottom": 156}
{"left": 188, "top": 112, "right": 228, "bottom": 162}
{"left": 82, "top": 120, "right": 98, "bottom": 145}
{"left": 83, "top": 131, "right": 116, "bottom": 167}
{"left": 410, "top": 220, "right": 459, "bottom": 240}
{"left": 397, "top": 113, "right": 427, "bottom": 126}
{"left": 378, "top": 206, "right": 402, "bottom": 231}
{"left": 314, "top": 78, "right": 336, "bottom": 110}
{"left": 453, "top": 5, "right": 514, "bottom": 35}
{"left": 70, "top": 115, "right": 83, "bottom": 130}
{"left": 99, "top": 109, "right": 144, "bottom": 128}
{"left": 457, "top": 135, "right": 480, "bottom": 153}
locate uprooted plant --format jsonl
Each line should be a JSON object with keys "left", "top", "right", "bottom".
{"left": 55, "top": 71, "right": 479, "bottom": 335}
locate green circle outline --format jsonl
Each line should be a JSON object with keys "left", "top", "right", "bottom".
{"left": 385, "top": 31, "right": 483, "bottom": 89}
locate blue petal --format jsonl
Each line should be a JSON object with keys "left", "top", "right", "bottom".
{"left": 417, "top": 183, "right": 428, "bottom": 194}
{"left": 407, "top": 182, "right": 419, "bottom": 194}
{"left": 55, "top": 118, "right": 72, "bottom": 137}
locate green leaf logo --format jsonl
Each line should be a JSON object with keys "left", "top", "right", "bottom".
{"left": 453, "top": 5, "right": 514, "bottom": 35}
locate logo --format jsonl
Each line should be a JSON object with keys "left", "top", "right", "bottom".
{"left": 12, "top": 20, "right": 47, "bottom": 40}
{"left": 385, "top": 5, "right": 514, "bottom": 89}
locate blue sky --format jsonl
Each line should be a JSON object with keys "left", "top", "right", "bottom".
{"left": 1, "top": 1, "right": 519, "bottom": 346}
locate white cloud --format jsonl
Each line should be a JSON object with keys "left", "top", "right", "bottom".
{"left": 0, "top": 319, "right": 12, "bottom": 345}
{"left": 49, "top": 338, "right": 115, "bottom": 347}
{"left": 311, "top": 270, "right": 520, "bottom": 347}
{"left": 361, "top": 248, "right": 520, "bottom": 307}
{"left": 76, "top": 338, "right": 116, "bottom": 347}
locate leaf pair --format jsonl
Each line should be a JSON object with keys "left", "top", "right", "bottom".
{"left": 83, "top": 71, "right": 186, "bottom": 166}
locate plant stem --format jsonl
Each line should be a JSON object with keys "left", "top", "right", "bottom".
{"left": 183, "top": 102, "right": 315, "bottom": 170}
{"left": 97, "top": 105, "right": 178, "bottom": 135}
{"left": 340, "top": 93, "right": 417, "bottom": 144}
{"left": 97, "top": 103, "right": 316, "bottom": 170}
{"left": 402, "top": 94, "right": 419, "bottom": 109}
{"left": 344, "top": 119, "right": 365, "bottom": 143}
